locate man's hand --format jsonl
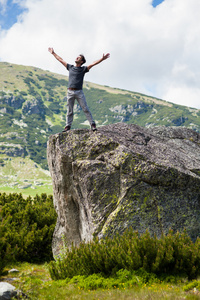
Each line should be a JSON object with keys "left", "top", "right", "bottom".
{"left": 48, "top": 47, "right": 54, "bottom": 54}
{"left": 48, "top": 47, "right": 67, "bottom": 67}
{"left": 102, "top": 53, "right": 110, "bottom": 60}
{"left": 87, "top": 53, "right": 110, "bottom": 70}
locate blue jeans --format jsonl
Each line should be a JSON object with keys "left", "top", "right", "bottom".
{"left": 66, "top": 90, "right": 94, "bottom": 127}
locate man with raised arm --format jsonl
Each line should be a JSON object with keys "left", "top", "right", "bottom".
{"left": 48, "top": 48, "right": 110, "bottom": 132}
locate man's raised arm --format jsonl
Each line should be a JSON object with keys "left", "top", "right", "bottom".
{"left": 87, "top": 53, "right": 110, "bottom": 71}
{"left": 48, "top": 47, "right": 67, "bottom": 68}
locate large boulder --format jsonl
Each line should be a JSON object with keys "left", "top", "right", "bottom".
{"left": 47, "top": 123, "right": 200, "bottom": 257}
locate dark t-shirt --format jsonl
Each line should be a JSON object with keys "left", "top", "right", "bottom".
{"left": 67, "top": 64, "right": 89, "bottom": 90}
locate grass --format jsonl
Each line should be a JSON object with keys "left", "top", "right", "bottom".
{"left": 1, "top": 263, "right": 200, "bottom": 300}
{"left": 0, "top": 155, "right": 53, "bottom": 197}
{"left": 0, "top": 184, "right": 53, "bottom": 198}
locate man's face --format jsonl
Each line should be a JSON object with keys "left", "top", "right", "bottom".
{"left": 75, "top": 56, "right": 83, "bottom": 64}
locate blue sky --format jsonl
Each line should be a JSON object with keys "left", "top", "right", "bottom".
{"left": 152, "top": 0, "right": 165, "bottom": 7}
{"left": 0, "top": 0, "right": 165, "bottom": 30}
{"left": 0, "top": 0, "right": 200, "bottom": 109}
{"left": 0, "top": 0, "right": 27, "bottom": 30}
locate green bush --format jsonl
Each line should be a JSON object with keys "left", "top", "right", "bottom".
{"left": 0, "top": 192, "right": 56, "bottom": 275}
{"left": 0, "top": 225, "right": 12, "bottom": 276}
{"left": 49, "top": 229, "right": 200, "bottom": 281}
{"left": 183, "top": 280, "right": 200, "bottom": 292}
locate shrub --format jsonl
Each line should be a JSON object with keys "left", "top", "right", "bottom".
{"left": 183, "top": 280, "right": 200, "bottom": 292}
{"left": 48, "top": 229, "right": 200, "bottom": 281}
{"left": 0, "top": 225, "right": 12, "bottom": 275}
{"left": 0, "top": 192, "right": 56, "bottom": 275}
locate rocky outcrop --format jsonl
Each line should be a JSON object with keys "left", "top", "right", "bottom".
{"left": 0, "top": 143, "right": 26, "bottom": 157}
{"left": 109, "top": 101, "right": 153, "bottom": 122}
{"left": 0, "top": 94, "right": 25, "bottom": 110}
{"left": 22, "top": 98, "right": 45, "bottom": 116}
{"left": 47, "top": 123, "right": 200, "bottom": 257}
{"left": 172, "top": 116, "right": 188, "bottom": 126}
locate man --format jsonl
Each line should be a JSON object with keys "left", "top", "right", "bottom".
{"left": 48, "top": 48, "right": 110, "bottom": 132}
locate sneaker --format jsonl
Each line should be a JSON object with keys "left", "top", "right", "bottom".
{"left": 62, "top": 125, "right": 71, "bottom": 132}
{"left": 91, "top": 123, "right": 97, "bottom": 131}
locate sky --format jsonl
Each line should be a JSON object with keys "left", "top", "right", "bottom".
{"left": 152, "top": 0, "right": 165, "bottom": 7}
{"left": 0, "top": 0, "right": 200, "bottom": 109}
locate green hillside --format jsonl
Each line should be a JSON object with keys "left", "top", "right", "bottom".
{"left": 0, "top": 156, "right": 52, "bottom": 197}
{"left": 1, "top": 61, "right": 200, "bottom": 195}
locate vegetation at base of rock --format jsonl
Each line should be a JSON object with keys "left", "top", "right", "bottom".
{"left": 3, "top": 262, "right": 197, "bottom": 300}
{"left": 0, "top": 192, "right": 56, "bottom": 275}
{"left": 60, "top": 269, "right": 177, "bottom": 290}
{"left": 49, "top": 229, "right": 200, "bottom": 281}
{"left": 183, "top": 280, "right": 200, "bottom": 292}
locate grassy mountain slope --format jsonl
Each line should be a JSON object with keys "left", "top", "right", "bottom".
{"left": 0, "top": 156, "right": 52, "bottom": 197}
{"left": 1, "top": 61, "right": 200, "bottom": 195}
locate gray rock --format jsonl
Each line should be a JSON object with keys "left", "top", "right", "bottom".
{"left": 8, "top": 269, "right": 19, "bottom": 274}
{"left": 47, "top": 123, "right": 200, "bottom": 257}
{"left": 0, "top": 95, "right": 25, "bottom": 110}
{"left": 4, "top": 279, "right": 19, "bottom": 283}
{"left": 109, "top": 102, "right": 153, "bottom": 122}
{"left": 22, "top": 98, "right": 45, "bottom": 116}
{"left": 0, "top": 282, "right": 17, "bottom": 300}
{"left": 0, "top": 143, "right": 26, "bottom": 158}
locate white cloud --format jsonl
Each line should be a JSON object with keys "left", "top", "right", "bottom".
{"left": 0, "top": 0, "right": 200, "bottom": 109}
{"left": 0, "top": 0, "right": 8, "bottom": 14}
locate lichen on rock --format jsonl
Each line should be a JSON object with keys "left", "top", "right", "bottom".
{"left": 47, "top": 123, "right": 200, "bottom": 257}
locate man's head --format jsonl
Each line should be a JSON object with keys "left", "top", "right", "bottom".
{"left": 75, "top": 54, "right": 86, "bottom": 66}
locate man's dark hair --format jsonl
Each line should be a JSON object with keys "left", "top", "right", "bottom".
{"left": 80, "top": 54, "right": 86, "bottom": 65}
